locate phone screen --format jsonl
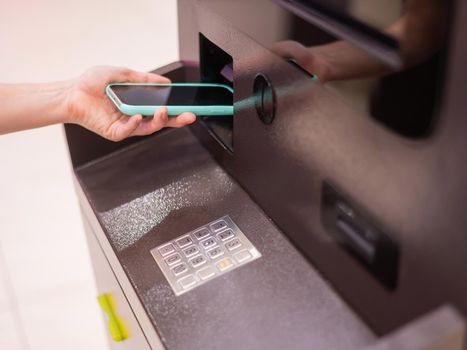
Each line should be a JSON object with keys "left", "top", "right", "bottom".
{"left": 110, "top": 85, "right": 233, "bottom": 106}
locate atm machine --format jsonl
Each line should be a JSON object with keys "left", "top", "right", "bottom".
{"left": 65, "top": 0, "right": 467, "bottom": 349}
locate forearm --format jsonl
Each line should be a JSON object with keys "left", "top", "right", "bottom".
{"left": 0, "top": 80, "right": 73, "bottom": 134}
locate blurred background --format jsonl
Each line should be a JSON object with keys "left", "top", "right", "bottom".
{"left": 0, "top": 1, "right": 178, "bottom": 348}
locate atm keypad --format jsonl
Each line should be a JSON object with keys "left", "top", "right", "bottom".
{"left": 150, "top": 215, "right": 261, "bottom": 296}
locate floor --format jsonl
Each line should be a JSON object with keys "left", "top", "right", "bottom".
{"left": 0, "top": 1, "right": 178, "bottom": 349}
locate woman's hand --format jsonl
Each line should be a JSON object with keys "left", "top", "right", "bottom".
{"left": 271, "top": 41, "right": 333, "bottom": 82}
{"left": 67, "top": 66, "right": 196, "bottom": 141}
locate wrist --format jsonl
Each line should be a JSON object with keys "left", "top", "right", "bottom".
{"left": 57, "top": 79, "right": 78, "bottom": 124}
{"left": 0, "top": 80, "right": 77, "bottom": 135}
{"left": 36, "top": 79, "right": 76, "bottom": 125}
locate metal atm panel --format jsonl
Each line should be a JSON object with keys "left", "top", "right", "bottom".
{"left": 179, "top": 0, "right": 467, "bottom": 335}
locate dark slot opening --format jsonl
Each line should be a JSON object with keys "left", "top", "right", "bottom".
{"left": 322, "top": 182, "right": 400, "bottom": 290}
{"left": 336, "top": 214, "right": 376, "bottom": 264}
{"left": 199, "top": 33, "right": 234, "bottom": 152}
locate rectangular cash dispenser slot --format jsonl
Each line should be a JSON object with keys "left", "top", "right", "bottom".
{"left": 321, "top": 182, "right": 400, "bottom": 290}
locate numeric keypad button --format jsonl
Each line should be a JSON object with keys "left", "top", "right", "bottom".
{"left": 206, "top": 246, "right": 224, "bottom": 259}
{"left": 178, "top": 275, "right": 197, "bottom": 289}
{"left": 165, "top": 253, "right": 181, "bottom": 266}
{"left": 210, "top": 220, "right": 228, "bottom": 232}
{"left": 158, "top": 243, "right": 175, "bottom": 257}
{"left": 189, "top": 254, "right": 207, "bottom": 268}
{"left": 234, "top": 250, "right": 252, "bottom": 263}
{"left": 171, "top": 263, "right": 188, "bottom": 276}
{"left": 193, "top": 228, "right": 210, "bottom": 240}
{"left": 182, "top": 245, "right": 199, "bottom": 258}
{"left": 225, "top": 239, "right": 242, "bottom": 251}
{"left": 176, "top": 235, "right": 193, "bottom": 248}
{"left": 217, "top": 229, "right": 234, "bottom": 241}
{"left": 200, "top": 237, "right": 217, "bottom": 250}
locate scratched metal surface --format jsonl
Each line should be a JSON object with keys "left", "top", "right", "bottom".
{"left": 76, "top": 128, "right": 375, "bottom": 350}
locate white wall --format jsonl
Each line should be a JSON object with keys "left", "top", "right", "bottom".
{"left": 0, "top": 1, "right": 178, "bottom": 349}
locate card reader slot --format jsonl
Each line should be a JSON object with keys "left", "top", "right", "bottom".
{"left": 199, "top": 33, "right": 234, "bottom": 152}
{"left": 336, "top": 215, "right": 375, "bottom": 264}
{"left": 322, "top": 181, "right": 399, "bottom": 290}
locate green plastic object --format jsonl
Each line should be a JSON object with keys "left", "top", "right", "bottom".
{"left": 106, "top": 82, "right": 234, "bottom": 116}
{"left": 97, "top": 293, "right": 129, "bottom": 342}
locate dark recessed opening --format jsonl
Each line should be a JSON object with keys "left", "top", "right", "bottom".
{"left": 199, "top": 33, "right": 234, "bottom": 152}
{"left": 321, "top": 181, "right": 400, "bottom": 290}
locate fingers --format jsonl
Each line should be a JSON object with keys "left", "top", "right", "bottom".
{"left": 270, "top": 40, "right": 306, "bottom": 59}
{"left": 128, "top": 70, "right": 171, "bottom": 84}
{"left": 107, "top": 108, "right": 197, "bottom": 141}
{"left": 132, "top": 107, "right": 170, "bottom": 136}
{"left": 102, "top": 66, "right": 170, "bottom": 84}
{"left": 110, "top": 114, "right": 142, "bottom": 141}
{"left": 270, "top": 41, "right": 321, "bottom": 79}
{"left": 84, "top": 66, "right": 171, "bottom": 86}
{"left": 131, "top": 109, "right": 197, "bottom": 137}
{"left": 165, "top": 112, "right": 197, "bottom": 128}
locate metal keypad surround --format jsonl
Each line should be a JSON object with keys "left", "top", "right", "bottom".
{"left": 150, "top": 215, "right": 261, "bottom": 296}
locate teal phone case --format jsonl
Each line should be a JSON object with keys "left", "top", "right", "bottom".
{"left": 106, "top": 82, "right": 234, "bottom": 116}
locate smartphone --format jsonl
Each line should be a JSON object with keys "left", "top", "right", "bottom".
{"left": 106, "top": 83, "right": 233, "bottom": 116}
